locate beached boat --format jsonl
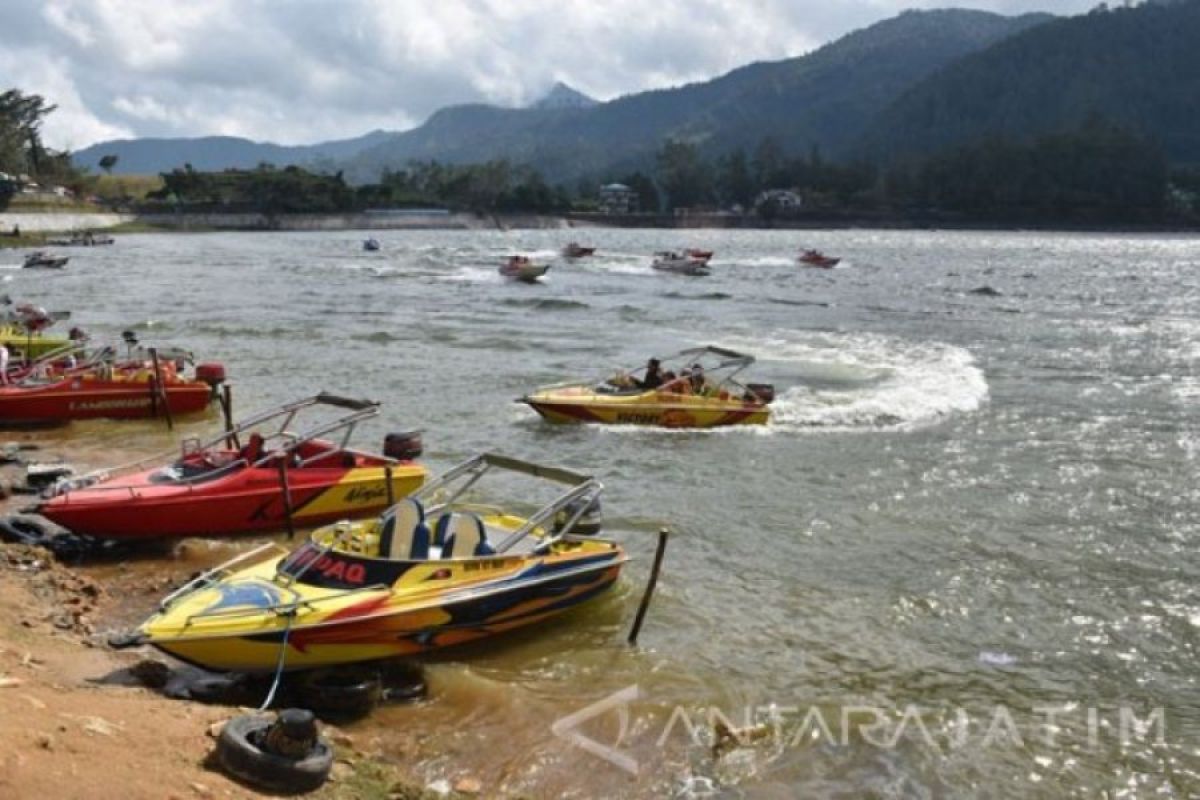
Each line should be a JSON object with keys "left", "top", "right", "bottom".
{"left": 521, "top": 346, "right": 775, "bottom": 428}
{"left": 798, "top": 249, "right": 840, "bottom": 269}
{"left": 112, "top": 453, "right": 624, "bottom": 671}
{"left": 22, "top": 251, "right": 68, "bottom": 269}
{"left": 0, "top": 301, "right": 74, "bottom": 360}
{"left": 36, "top": 394, "right": 426, "bottom": 541}
{"left": 562, "top": 242, "right": 596, "bottom": 258}
{"left": 500, "top": 255, "right": 550, "bottom": 283}
{"left": 0, "top": 354, "right": 222, "bottom": 426}
{"left": 651, "top": 251, "right": 711, "bottom": 276}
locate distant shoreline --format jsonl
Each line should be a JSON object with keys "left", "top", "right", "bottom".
{"left": 1, "top": 208, "right": 1197, "bottom": 239}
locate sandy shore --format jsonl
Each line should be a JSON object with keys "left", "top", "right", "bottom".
{"left": 0, "top": 537, "right": 454, "bottom": 799}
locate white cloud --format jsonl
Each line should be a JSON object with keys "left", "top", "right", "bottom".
{"left": 0, "top": 0, "right": 1098, "bottom": 150}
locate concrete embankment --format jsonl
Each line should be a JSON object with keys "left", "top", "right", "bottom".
{"left": 0, "top": 211, "right": 134, "bottom": 232}
{"left": 0, "top": 209, "right": 577, "bottom": 233}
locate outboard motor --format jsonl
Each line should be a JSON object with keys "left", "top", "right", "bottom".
{"left": 553, "top": 496, "right": 603, "bottom": 536}
{"left": 746, "top": 383, "right": 776, "bottom": 404}
{"left": 195, "top": 362, "right": 227, "bottom": 392}
{"left": 383, "top": 431, "right": 423, "bottom": 461}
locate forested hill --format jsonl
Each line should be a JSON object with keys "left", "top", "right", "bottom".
{"left": 344, "top": 9, "right": 1052, "bottom": 183}
{"left": 71, "top": 130, "right": 392, "bottom": 175}
{"left": 860, "top": 0, "right": 1200, "bottom": 164}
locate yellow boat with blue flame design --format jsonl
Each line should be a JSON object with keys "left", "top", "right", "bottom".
{"left": 112, "top": 453, "right": 624, "bottom": 671}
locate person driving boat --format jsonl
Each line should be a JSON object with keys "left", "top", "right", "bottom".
{"left": 639, "top": 358, "right": 663, "bottom": 389}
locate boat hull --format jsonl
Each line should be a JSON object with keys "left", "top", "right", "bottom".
{"left": 40, "top": 464, "right": 426, "bottom": 540}
{"left": 142, "top": 553, "right": 623, "bottom": 671}
{"left": 523, "top": 387, "right": 769, "bottom": 428}
{"left": 0, "top": 378, "right": 212, "bottom": 426}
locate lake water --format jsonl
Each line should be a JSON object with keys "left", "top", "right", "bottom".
{"left": 7, "top": 228, "right": 1198, "bottom": 798}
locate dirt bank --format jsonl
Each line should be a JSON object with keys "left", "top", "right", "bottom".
{"left": 0, "top": 542, "right": 443, "bottom": 800}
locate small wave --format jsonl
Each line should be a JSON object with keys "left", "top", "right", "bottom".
{"left": 661, "top": 291, "right": 733, "bottom": 301}
{"left": 499, "top": 297, "right": 590, "bottom": 311}
{"left": 353, "top": 331, "right": 405, "bottom": 344}
{"left": 768, "top": 298, "right": 831, "bottom": 308}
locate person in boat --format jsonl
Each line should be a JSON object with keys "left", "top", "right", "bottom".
{"left": 689, "top": 364, "right": 707, "bottom": 394}
{"left": 639, "top": 358, "right": 664, "bottom": 390}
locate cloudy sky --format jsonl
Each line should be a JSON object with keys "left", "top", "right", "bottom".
{"left": 0, "top": 0, "right": 1098, "bottom": 151}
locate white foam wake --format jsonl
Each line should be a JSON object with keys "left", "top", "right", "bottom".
{"left": 719, "top": 330, "right": 989, "bottom": 432}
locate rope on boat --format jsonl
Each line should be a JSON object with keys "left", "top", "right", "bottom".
{"left": 258, "top": 610, "right": 297, "bottom": 711}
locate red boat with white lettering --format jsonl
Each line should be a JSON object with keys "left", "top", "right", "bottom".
{"left": 0, "top": 351, "right": 223, "bottom": 427}
{"left": 33, "top": 394, "right": 427, "bottom": 541}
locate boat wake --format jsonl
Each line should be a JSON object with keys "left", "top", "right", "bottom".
{"left": 726, "top": 330, "right": 988, "bottom": 431}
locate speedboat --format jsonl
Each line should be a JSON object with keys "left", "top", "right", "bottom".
{"left": 651, "top": 252, "right": 711, "bottom": 276}
{"left": 0, "top": 348, "right": 223, "bottom": 426}
{"left": 684, "top": 248, "right": 714, "bottom": 261}
{"left": 521, "top": 346, "right": 775, "bottom": 428}
{"left": 0, "top": 301, "right": 73, "bottom": 360}
{"left": 22, "top": 251, "right": 68, "bottom": 269}
{"left": 363, "top": 238, "right": 381, "bottom": 251}
{"left": 500, "top": 255, "right": 550, "bottom": 283}
{"left": 562, "top": 242, "right": 596, "bottom": 258}
{"left": 36, "top": 394, "right": 426, "bottom": 541}
{"left": 112, "top": 453, "right": 625, "bottom": 671}
{"left": 798, "top": 249, "right": 840, "bottom": 269}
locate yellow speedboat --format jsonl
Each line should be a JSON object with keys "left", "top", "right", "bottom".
{"left": 112, "top": 453, "right": 623, "bottom": 672}
{"left": 521, "top": 346, "right": 775, "bottom": 428}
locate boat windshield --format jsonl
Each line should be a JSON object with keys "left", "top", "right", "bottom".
{"left": 277, "top": 540, "right": 410, "bottom": 590}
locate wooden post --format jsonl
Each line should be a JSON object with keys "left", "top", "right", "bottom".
{"left": 149, "top": 347, "right": 174, "bottom": 430}
{"left": 384, "top": 464, "right": 395, "bottom": 507}
{"left": 627, "top": 528, "right": 670, "bottom": 646}
{"left": 221, "top": 383, "right": 237, "bottom": 449}
{"left": 277, "top": 457, "right": 296, "bottom": 540}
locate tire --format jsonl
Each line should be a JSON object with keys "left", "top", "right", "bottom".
{"left": 294, "top": 667, "right": 382, "bottom": 717}
{"left": 216, "top": 714, "right": 333, "bottom": 794}
{"left": 0, "top": 513, "right": 70, "bottom": 548}
{"left": 377, "top": 660, "right": 427, "bottom": 703}
{"left": 187, "top": 674, "right": 265, "bottom": 707}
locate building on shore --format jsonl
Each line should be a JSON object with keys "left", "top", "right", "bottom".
{"left": 599, "top": 183, "right": 639, "bottom": 214}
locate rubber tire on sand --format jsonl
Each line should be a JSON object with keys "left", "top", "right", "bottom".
{"left": 216, "top": 714, "right": 333, "bottom": 794}
{"left": 0, "top": 513, "right": 70, "bottom": 548}
{"left": 294, "top": 667, "right": 383, "bottom": 717}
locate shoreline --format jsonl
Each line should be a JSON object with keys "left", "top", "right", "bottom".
{"left": 1, "top": 208, "right": 1198, "bottom": 240}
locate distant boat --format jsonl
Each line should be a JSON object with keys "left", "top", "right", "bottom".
{"left": 651, "top": 251, "right": 711, "bottom": 277}
{"left": 684, "top": 248, "right": 714, "bottom": 262}
{"left": 798, "top": 249, "right": 840, "bottom": 269}
{"left": 562, "top": 242, "right": 596, "bottom": 258}
{"left": 500, "top": 255, "right": 550, "bottom": 283}
{"left": 22, "top": 252, "right": 69, "bottom": 269}
{"left": 363, "top": 238, "right": 381, "bottom": 251}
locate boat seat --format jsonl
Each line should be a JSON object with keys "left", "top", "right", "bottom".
{"left": 432, "top": 512, "right": 496, "bottom": 559}
{"left": 378, "top": 498, "right": 430, "bottom": 560}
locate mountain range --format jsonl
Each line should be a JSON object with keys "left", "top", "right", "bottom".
{"left": 72, "top": 3, "right": 1200, "bottom": 184}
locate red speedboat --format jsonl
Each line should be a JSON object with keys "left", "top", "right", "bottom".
{"left": 799, "top": 249, "right": 840, "bottom": 269}
{"left": 562, "top": 242, "right": 596, "bottom": 258}
{"left": 0, "top": 356, "right": 221, "bottom": 427}
{"left": 685, "top": 248, "right": 714, "bottom": 261}
{"left": 35, "top": 394, "right": 427, "bottom": 541}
